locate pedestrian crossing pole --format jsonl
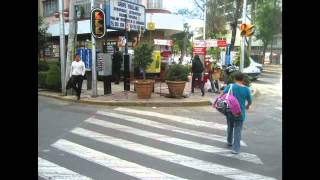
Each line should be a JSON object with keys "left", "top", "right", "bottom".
{"left": 240, "top": 0, "right": 247, "bottom": 72}
{"left": 91, "top": 0, "right": 97, "bottom": 97}
{"left": 58, "top": 0, "right": 66, "bottom": 95}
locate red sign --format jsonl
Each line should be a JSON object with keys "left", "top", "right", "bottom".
{"left": 160, "top": 51, "right": 171, "bottom": 58}
{"left": 217, "top": 40, "right": 227, "bottom": 47}
{"left": 193, "top": 47, "right": 206, "bottom": 56}
{"left": 154, "top": 39, "right": 173, "bottom": 46}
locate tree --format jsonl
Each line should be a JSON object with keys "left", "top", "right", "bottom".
{"left": 38, "top": 16, "right": 51, "bottom": 61}
{"left": 255, "top": 0, "right": 281, "bottom": 63}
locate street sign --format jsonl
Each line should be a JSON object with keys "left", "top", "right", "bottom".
{"left": 147, "top": 22, "right": 155, "bottom": 30}
{"left": 193, "top": 47, "right": 206, "bottom": 56}
{"left": 217, "top": 40, "right": 227, "bottom": 47}
{"left": 154, "top": 39, "right": 173, "bottom": 46}
{"left": 193, "top": 40, "right": 206, "bottom": 48}
{"left": 107, "top": 0, "right": 146, "bottom": 32}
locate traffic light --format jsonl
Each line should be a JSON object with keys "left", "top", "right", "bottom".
{"left": 239, "top": 23, "right": 255, "bottom": 37}
{"left": 91, "top": 8, "right": 105, "bottom": 38}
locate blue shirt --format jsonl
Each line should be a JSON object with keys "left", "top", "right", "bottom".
{"left": 223, "top": 83, "right": 252, "bottom": 121}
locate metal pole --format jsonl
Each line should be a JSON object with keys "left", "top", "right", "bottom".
{"left": 240, "top": 0, "right": 247, "bottom": 72}
{"left": 203, "top": 0, "right": 206, "bottom": 40}
{"left": 91, "top": 0, "right": 97, "bottom": 97}
{"left": 59, "top": 0, "right": 66, "bottom": 95}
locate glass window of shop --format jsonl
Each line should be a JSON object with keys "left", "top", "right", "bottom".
{"left": 43, "top": 0, "right": 58, "bottom": 17}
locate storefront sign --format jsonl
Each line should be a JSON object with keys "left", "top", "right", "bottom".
{"left": 193, "top": 47, "right": 206, "bottom": 56}
{"left": 107, "top": 0, "right": 146, "bottom": 32}
{"left": 154, "top": 39, "right": 173, "bottom": 46}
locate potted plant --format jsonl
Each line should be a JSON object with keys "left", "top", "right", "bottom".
{"left": 133, "top": 43, "right": 155, "bottom": 99}
{"left": 165, "top": 64, "right": 190, "bottom": 98}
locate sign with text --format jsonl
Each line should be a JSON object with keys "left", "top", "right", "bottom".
{"left": 154, "top": 39, "right": 173, "bottom": 46}
{"left": 193, "top": 40, "right": 206, "bottom": 48}
{"left": 193, "top": 47, "right": 206, "bottom": 56}
{"left": 107, "top": 0, "right": 145, "bottom": 32}
{"left": 194, "top": 39, "right": 227, "bottom": 47}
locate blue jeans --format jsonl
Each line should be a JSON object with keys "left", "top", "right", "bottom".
{"left": 226, "top": 112, "right": 243, "bottom": 152}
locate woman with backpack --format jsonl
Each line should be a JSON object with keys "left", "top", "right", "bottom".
{"left": 223, "top": 72, "right": 252, "bottom": 154}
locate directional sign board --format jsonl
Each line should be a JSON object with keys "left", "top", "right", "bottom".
{"left": 106, "top": 0, "right": 146, "bottom": 32}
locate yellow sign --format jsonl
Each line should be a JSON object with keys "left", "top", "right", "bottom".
{"left": 146, "top": 51, "right": 161, "bottom": 73}
{"left": 147, "top": 22, "right": 155, "bottom": 31}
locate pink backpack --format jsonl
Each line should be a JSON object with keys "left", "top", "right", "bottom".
{"left": 213, "top": 84, "right": 242, "bottom": 117}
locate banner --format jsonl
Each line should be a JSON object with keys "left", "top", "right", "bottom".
{"left": 146, "top": 51, "right": 161, "bottom": 73}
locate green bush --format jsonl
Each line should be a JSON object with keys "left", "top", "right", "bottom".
{"left": 38, "top": 60, "right": 49, "bottom": 71}
{"left": 133, "top": 43, "right": 154, "bottom": 80}
{"left": 46, "top": 63, "right": 61, "bottom": 90}
{"left": 226, "top": 71, "right": 252, "bottom": 86}
{"left": 38, "top": 71, "right": 48, "bottom": 88}
{"left": 165, "top": 64, "right": 190, "bottom": 81}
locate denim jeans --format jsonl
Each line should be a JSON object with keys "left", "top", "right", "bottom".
{"left": 226, "top": 112, "right": 243, "bottom": 152}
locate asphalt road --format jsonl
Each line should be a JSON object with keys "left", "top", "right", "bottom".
{"left": 38, "top": 65, "right": 282, "bottom": 180}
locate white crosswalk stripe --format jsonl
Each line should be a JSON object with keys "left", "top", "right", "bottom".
{"left": 70, "top": 127, "right": 276, "bottom": 180}
{"left": 39, "top": 109, "right": 277, "bottom": 180}
{"left": 113, "top": 107, "right": 227, "bottom": 131}
{"left": 52, "top": 139, "right": 188, "bottom": 180}
{"left": 85, "top": 117, "right": 262, "bottom": 164}
{"left": 38, "top": 157, "right": 92, "bottom": 180}
{"left": 95, "top": 111, "right": 247, "bottom": 146}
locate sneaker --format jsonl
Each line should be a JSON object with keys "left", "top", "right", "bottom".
{"left": 231, "top": 150, "right": 239, "bottom": 154}
{"left": 227, "top": 143, "right": 232, "bottom": 146}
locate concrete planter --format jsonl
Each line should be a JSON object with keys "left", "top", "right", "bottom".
{"left": 134, "top": 80, "right": 153, "bottom": 99}
{"left": 166, "top": 81, "right": 186, "bottom": 98}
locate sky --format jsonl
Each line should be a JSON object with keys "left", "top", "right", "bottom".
{"left": 163, "top": 0, "right": 196, "bottom": 13}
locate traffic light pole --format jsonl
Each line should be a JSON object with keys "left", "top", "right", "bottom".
{"left": 91, "top": 0, "right": 97, "bottom": 97}
{"left": 58, "top": 0, "right": 66, "bottom": 95}
{"left": 124, "top": 15, "right": 130, "bottom": 91}
{"left": 240, "top": 0, "right": 247, "bottom": 72}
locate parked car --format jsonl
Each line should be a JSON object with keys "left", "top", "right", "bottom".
{"left": 243, "top": 65, "right": 261, "bottom": 81}
{"left": 250, "top": 57, "right": 263, "bottom": 71}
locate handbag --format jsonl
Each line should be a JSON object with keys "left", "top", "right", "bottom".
{"left": 213, "top": 84, "right": 242, "bottom": 117}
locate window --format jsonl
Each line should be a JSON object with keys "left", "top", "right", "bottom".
{"left": 43, "top": 0, "right": 58, "bottom": 17}
{"left": 147, "top": 0, "right": 163, "bottom": 9}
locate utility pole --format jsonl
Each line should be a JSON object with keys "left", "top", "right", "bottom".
{"left": 65, "top": 0, "right": 78, "bottom": 95}
{"left": 91, "top": 0, "right": 97, "bottom": 97}
{"left": 270, "top": 0, "right": 277, "bottom": 64}
{"left": 240, "top": 0, "right": 247, "bottom": 72}
{"left": 203, "top": 0, "right": 206, "bottom": 40}
{"left": 58, "top": 0, "right": 66, "bottom": 95}
{"left": 124, "top": 14, "right": 130, "bottom": 91}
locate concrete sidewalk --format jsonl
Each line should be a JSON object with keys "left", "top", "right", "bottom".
{"left": 38, "top": 80, "right": 258, "bottom": 107}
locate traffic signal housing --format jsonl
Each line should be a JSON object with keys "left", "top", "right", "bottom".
{"left": 91, "top": 8, "right": 106, "bottom": 38}
{"left": 239, "top": 23, "right": 255, "bottom": 37}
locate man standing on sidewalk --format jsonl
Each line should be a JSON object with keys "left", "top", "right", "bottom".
{"left": 191, "top": 55, "right": 205, "bottom": 96}
{"left": 112, "top": 46, "right": 123, "bottom": 84}
{"left": 70, "top": 54, "right": 86, "bottom": 101}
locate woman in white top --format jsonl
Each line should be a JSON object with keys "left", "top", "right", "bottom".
{"left": 70, "top": 55, "right": 86, "bottom": 100}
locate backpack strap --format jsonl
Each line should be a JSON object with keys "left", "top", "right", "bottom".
{"left": 226, "top": 84, "right": 233, "bottom": 99}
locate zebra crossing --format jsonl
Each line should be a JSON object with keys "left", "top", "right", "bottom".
{"left": 39, "top": 108, "right": 277, "bottom": 180}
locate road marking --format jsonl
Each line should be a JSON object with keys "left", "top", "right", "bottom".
{"left": 86, "top": 117, "right": 261, "bottom": 164}
{"left": 52, "top": 139, "right": 188, "bottom": 180}
{"left": 96, "top": 111, "right": 247, "bottom": 146}
{"left": 274, "top": 107, "right": 282, "bottom": 111}
{"left": 71, "top": 128, "right": 276, "bottom": 180}
{"left": 113, "top": 107, "right": 227, "bottom": 131}
{"left": 38, "top": 157, "right": 92, "bottom": 180}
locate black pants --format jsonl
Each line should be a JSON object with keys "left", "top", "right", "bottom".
{"left": 71, "top": 75, "right": 83, "bottom": 97}
{"left": 113, "top": 69, "right": 120, "bottom": 84}
{"left": 191, "top": 73, "right": 204, "bottom": 95}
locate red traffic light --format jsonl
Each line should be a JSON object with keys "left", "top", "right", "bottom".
{"left": 91, "top": 8, "right": 105, "bottom": 38}
{"left": 95, "top": 12, "right": 103, "bottom": 20}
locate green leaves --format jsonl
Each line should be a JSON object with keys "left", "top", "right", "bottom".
{"left": 133, "top": 43, "right": 155, "bottom": 79}
{"left": 165, "top": 64, "right": 190, "bottom": 81}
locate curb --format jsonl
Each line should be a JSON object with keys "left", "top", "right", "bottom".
{"left": 38, "top": 92, "right": 210, "bottom": 107}
{"left": 38, "top": 88, "right": 259, "bottom": 107}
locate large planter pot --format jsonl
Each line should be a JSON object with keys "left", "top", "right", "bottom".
{"left": 134, "top": 80, "right": 153, "bottom": 99}
{"left": 166, "top": 81, "right": 186, "bottom": 98}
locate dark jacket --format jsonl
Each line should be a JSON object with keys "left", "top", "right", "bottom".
{"left": 192, "top": 59, "right": 204, "bottom": 74}
{"left": 112, "top": 51, "right": 123, "bottom": 70}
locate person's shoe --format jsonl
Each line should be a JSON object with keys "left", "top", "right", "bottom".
{"left": 231, "top": 150, "right": 239, "bottom": 154}
{"left": 227, "top": 143, "right": 232, "bottom": 146}
{"left": 201, "top": 93, "right": 205, "bottom": 96}
{"left": 77, "top": 96, "right": 80, "bottom": 101}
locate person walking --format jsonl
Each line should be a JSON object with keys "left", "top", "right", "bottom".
{"left": 70, "top": 54, "right": 86, "bottom": 101}
{"left": 191, "top": 55, "right": 205, "bottom": 96}
{"left": 112, "top": 46, "right": 123, "bottom": 84}
{"left": 223, "top": 72, "right": 252, "bottom": 154}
